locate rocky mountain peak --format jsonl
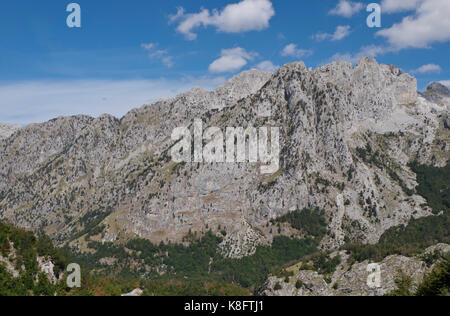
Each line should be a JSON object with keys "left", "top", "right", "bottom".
{"left": 0, "top": 58, "right": 448, "bottom": 255}
{"left": 211, "top": 69, "right": 272, "bottom": 110}
{"left": 223, "top": 69, "right": 272, "bottom": 88}
{"left": 422, "top": 82, "right": 450, "bottom": 109}
{"left": 426, "top": 82, "right": 450, "bottom": 96}
{"left": 0, "top": 123, "right": 20, "bottom": 140}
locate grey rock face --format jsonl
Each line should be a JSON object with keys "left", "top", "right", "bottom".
{"left": 0, "top": 59, "right": 448, "bottom": 257}
{"left": 0, "top": 123, "right": 20, "bottom": 140}
{"left": 426, "top": 82, "right": 450, "bottom": 97}
{"left": 264, "top": 244, "right": 450, "bottom": 296}
{"left": 422, "top": 82, "right": 450, "bottom": 109}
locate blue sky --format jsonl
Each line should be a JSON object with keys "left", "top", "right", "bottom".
{"left": 0, "top": 0, "right": 449, "bottom": 125}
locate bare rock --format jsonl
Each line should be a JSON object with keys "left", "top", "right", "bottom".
{"left": 0, "top": 58, "right": 448, "bottom": 256}
{"left": 264, "top": 244, "right": 449, "bottom": 296}
{"left": 0, "top": 123, "right": 20, "bottom": 139}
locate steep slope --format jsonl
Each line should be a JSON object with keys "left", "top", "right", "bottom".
{"left": 0, "top": 59, "right": 448, "bottom": 257}
{"left": 0, "top": 123, "right": 20, "bottom": 140}
{"left": 422, "top": 82, "right": 450, "bottom": 109}
{"left": 0, "top": 70, "right": 272, "bottom": 246}
{"left": 264, "top": 244, "right": 450, "bottom": 296}
{"left": 0, "top": 220, "right": 67, "bottom": 295}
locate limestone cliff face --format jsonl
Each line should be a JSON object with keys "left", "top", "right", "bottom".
{"left": 0, "top": 123, "right": 20, "bottom": 140}
{"left": 0, "top": 59, "right": 448, "bottom": 255}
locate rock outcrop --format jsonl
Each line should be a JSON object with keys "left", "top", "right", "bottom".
{"left": 0, "top": 123, "right": 20, "bottom": 140}
{"left": 422, "top": 82, "right": 450, "bottom": 109}
{"left": 264, "top": 244, "right": 450, "bottom": 296}
{"left": 121, "top": 288, "right": 143, "bottom": 297}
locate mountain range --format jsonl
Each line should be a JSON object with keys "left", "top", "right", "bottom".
{"left": 0, "top": 58, "right": 449, "bottom": 253}
{"left": 0, "top": 58, "right": 449, "bottom": 295}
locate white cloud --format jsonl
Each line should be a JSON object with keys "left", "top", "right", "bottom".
{"left": 439, "top": 80, "right": 450, "bottom": 88}
{"left": 0, "top": 78, "right": 227, "bottom": 125}
{"left": 314, "top": 25, "right": 351, "bottom": 41}
{"left": 255, "top": 61, "right": 279, "bottom": 72}
{"left": 169, "top": 7, "right": 185, "bottom": 24}
{"left": 209, "top": 47, "right": 257, "bottom": 73}
{"left": 377, "top": 0, "right": 450, "bottom": 49}
{"left": 170, "top": 0, "right": 275, "bottom": 40}
{"left": 381, "top": 0, "right": 423, "bottom": 13}
{"left": 411, "top": 64, "right": 442, "bottom": 74}
{"left": 281, "top": 44, "right": 313, "bottom": 59}
{"left": 141, "top": 43, "right": 156, "bottom": 50}
{"left": 141, "top": 43, "right": 174, "bottom": 68}
{"left": 329, "top": 0, "right": 364, "bottom": 18}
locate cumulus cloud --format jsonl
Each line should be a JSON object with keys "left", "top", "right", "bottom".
{"left": 255, "top": 60, "right": 279, "bottom": 72}
{"left": 281, "top": 44, "right": 313, "bottom": 59}
{"left": 209, "top": 47, "right": 257, "bottom": 73}
{"left": 141, "top": 43, "right": 174, "bottom": 68}
{"left": 170, "top": 0, "right": 275, "bottom": 40}
{"left": 314, "top": 25, "right": 351, "bottom": 41}
{"left": 377, "top": 0, "right": 450, "bottom": 49}
{"left": 0, "top": 78, "right": 227, "bottom": 125}
{"left": 411, "top": 64, "right": 442, "bottom": 74}
{"left": 381, "top": 0, "right": 423, "bottom": 13}
{"left": 329, "top": 0, "right": 364, "bottom": 18}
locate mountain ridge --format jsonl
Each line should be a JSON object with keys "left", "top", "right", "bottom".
{"left": 0, "top": 58, "right": 448, "bottom": 259}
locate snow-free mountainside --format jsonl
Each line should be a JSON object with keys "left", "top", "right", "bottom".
{"left": 0, "top": 58, "right": 449, "bottom": 296}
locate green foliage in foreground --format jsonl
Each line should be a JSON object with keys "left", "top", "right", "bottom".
{"left": 60, "top": 273, "right": 251, "bottom": 296}
{"left": 2, "top": 162, "right": 448, "bottom": 296}
{"left": 67, "top": 208, "right": 329, "bottom": 294}
{"left": 415, "top": 255, "right": 450, "bottom": 296}
{"left": 70, "top": 231, "right": 321, "bottom": 294}
{"left": 0, "top": 220, "right": 252, "bottom": 296}
{"left": 0, "top": 221, "right": 70, "bottom": 296}
{"left": 388, "top": 254, "right": 450, "bottom": 296}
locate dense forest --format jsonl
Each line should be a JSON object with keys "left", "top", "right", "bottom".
{"left": 408, "top": 162, "right": 449, "bottom": 214}
{"left": 67, "top": 222, "right": 324, "bottom": 293}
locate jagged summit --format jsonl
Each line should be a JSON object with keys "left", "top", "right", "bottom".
{"left": 213, "top": 69, "right": 272, "bottom": 108}
{"left": 167, "top": 69, "right": 272, "bottom": 111}
{"left": 0, "top": 123, "right": 20, "bottom": 140}
{"left": 424, "top": 81, "right": 450, "bottom": 98}
{"left": 422, "top": 82, "right": 450, "bottom": 109}
{"left": 426, "top": 82, "right": 450, "bottom": 96}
